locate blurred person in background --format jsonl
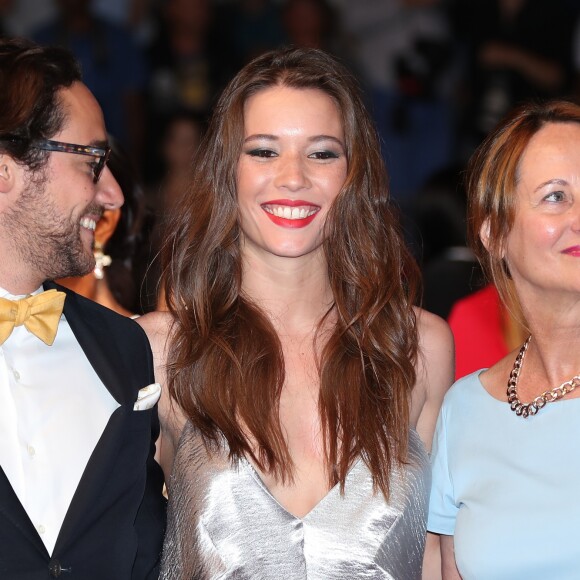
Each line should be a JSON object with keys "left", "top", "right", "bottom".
{"left": 226, "top": 0, "right": 285, "bottom": 65}
{"left": 92, "top": 0, "right": 152, "bottom": 45}
{"left": 449, "top": 0, "right": 577, "bottom": 157}
{"left": 144, "top": 0, "right": 237, "bottom": 185}
{"left": 407, "top": 164, "right": 485, "bottom": 320}
{"left": 281, "top": 0, "right": 340, "bottom": 52}
{"left": 334, "top": 0, "right": 457, "bottom": 207}
{"left": 0, "top": 0, "right": 13, "bottom": 36}
{"left": 147, "top": 110, "right": 204, "bottom": 216}
{"left": 32, "top": 0, "right": 148, "bottom": 164}
{"left": 0, "top": 0, "right": 54, "bottom": 37}
{"left": 145, "top": 111, "right": 206, "bottom": 311}
{"left": 279, "top": 0, "right": 359, "bottom": 80}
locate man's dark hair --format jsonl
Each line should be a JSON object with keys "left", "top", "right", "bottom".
{"left": 0, "top": 36, "right": 81, "bottom": 170}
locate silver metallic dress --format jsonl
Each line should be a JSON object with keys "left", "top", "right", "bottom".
{"left": 160, "top": 422, "right": 430, "bottom": 579}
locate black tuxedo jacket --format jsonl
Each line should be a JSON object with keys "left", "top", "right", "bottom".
{"left": 0, "top": 283, "right": 166, "bottom": 579}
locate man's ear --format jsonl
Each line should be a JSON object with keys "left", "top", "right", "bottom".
{"left": 0, "top": 155, "right": 17, "bottom": 194}
{"left": 94, "top": 208, "right": 121, "bottom": 248}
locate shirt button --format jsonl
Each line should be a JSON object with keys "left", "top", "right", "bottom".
{"left": 12, "top": 369, "right": 20, "bottom": 381}
{"left": 48, "top": 558, "right": 62, "bottom": 577}
{"left": 27, "top": 445, "right": 35, "bottom": 457}
{"left": 37, "top": 523, "right": 45, "bottom": 534}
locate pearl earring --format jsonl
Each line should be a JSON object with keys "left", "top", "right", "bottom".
{"left": 93, "top": 242, "right": 112, "bottom": 280}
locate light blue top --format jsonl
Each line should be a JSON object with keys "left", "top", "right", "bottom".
{"left": 428, "top": 370, "right": 580, "bottom": 580}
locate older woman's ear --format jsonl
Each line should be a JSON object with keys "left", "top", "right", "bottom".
{"left": 480, "top": 217, "right": 508, "bottom": 260}
{"left": 479, "top": 218, "right": 491, "bottom": 251}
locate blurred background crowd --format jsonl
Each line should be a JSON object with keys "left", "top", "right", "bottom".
{"left": 2, "top": 0, "right": 579, "bottom": 377}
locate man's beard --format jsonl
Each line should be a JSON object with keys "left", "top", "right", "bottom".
{"left": 3, "top": 174, "right": 100, "bottom": 281}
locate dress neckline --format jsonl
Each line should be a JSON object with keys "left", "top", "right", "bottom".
{"left": 241, "top": 456, "right": 363, "bottom": 521}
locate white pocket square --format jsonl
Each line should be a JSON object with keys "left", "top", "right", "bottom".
{"left": 133, "top": 383, "right": 161, "bottom": 411}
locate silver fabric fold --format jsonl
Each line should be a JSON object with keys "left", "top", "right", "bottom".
{"left": 161, "top": 423, "right": 429, "bottom": 579}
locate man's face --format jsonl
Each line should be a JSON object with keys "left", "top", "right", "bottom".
{"left": 4, "top": 82, "right": 123, "bottom": 282}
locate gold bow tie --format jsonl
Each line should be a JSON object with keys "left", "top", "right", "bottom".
{"left": 0, "top": 289, "right": 66, "bottom": 346}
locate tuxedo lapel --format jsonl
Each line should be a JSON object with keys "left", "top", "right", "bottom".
{"left": 52, "top": 406, "right": 127, "bottom": 555}
{"left": 42, "top": 282, "right": 138, "bottom": 553}
{"left": 0, "top": 466, "right": 48, "bottom": 557}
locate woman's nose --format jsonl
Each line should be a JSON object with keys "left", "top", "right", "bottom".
{"left": 273, "top": 153, "right": 311, "bottom": 192}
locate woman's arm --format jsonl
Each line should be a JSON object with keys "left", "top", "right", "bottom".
{"left": 441, "top": 534, "right": 462, "bottom": 579}
{"left": 412, "top": 308, "right": 455, "bottom": 453}
{"left": 137, "top": 311, "right": 187, "bottom": 483}
{"left": 423, "top": 532, "right": 442, "bottom": 580}
{"left": 414, "top": 310, "right": 454, "bottom": 578}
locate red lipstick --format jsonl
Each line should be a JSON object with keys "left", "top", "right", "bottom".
{"left": 562, "top": 246, "right": 580, "bottom": 257}
{"left": 261, "top": 199, "right": 320, "bottom": 228}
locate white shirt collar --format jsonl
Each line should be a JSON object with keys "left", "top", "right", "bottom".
{"left": 0, "top": 285, "right": 44, "bottom": 300}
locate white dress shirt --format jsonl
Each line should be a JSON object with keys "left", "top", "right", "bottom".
{"left": 0, "top": 286, "right": 120, "bottom": 554}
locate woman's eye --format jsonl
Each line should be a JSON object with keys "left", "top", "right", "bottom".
{"left": 309, "top": 151, "right": 339, "bottom": 160}
{"left": 544, "top": 190, "right": 566, "bottom": 203}
{"left": 247, "top": 148, "right": 276, "bottom": 158}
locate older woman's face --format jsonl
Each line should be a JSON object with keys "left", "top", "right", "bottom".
{"left": 504, "top": 122, "right": 580, "bottom": 298}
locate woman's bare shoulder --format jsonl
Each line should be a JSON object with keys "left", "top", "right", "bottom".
{"left": 136, "top": 311, "right": 174, "bottom": 357}
{"left": 136, "top": 310, "right": 173, "bottom": 337}
{"left": 415, "top": 307, "right": 454, "bottom": 357}
{"left": 136, "top": 312, "right": 174, "bottom": 398}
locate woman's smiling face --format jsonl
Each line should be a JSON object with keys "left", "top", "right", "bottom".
{"left": 504, "top": 122, "right": 580, "bottom": 300}
{"left": 236, "top": 85, "right": 347, "bottom": 262}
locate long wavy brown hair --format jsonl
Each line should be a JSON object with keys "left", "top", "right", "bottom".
{"left": 162, "top": 46, "right": 420, "bottom": 497}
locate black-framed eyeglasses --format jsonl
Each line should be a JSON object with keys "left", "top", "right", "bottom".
{"left": 31, "top": 139, "right": 111, "bottom": 183}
